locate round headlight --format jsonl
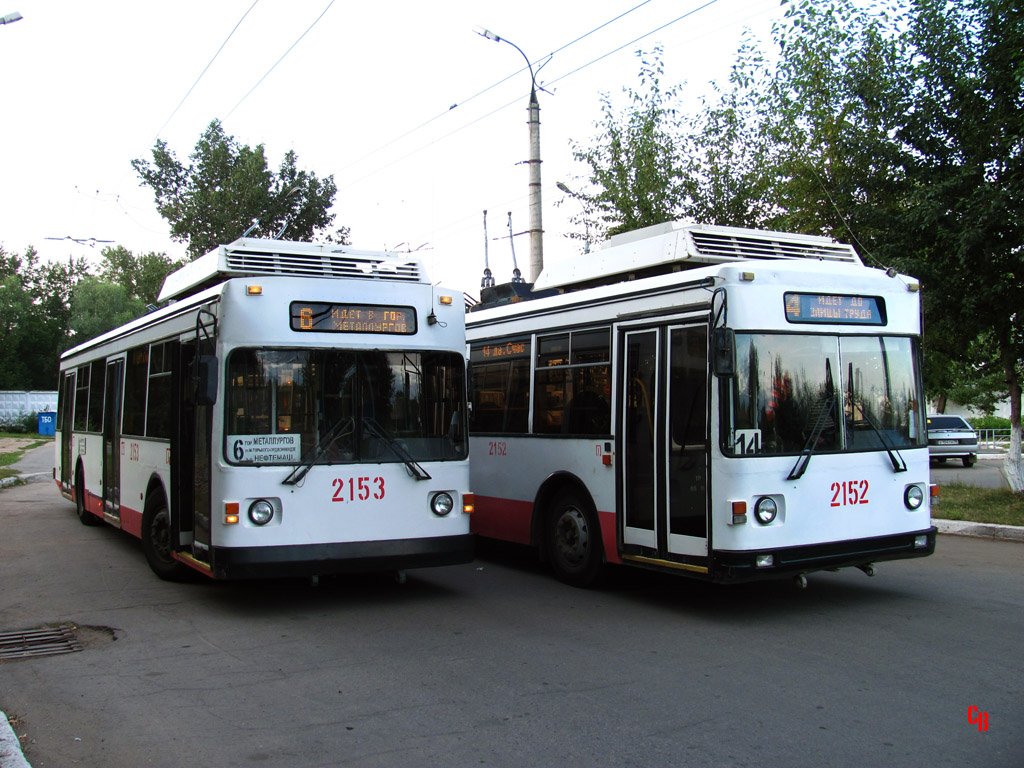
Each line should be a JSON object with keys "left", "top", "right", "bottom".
{"left": 431, "top": 492, "right": 454, "bottom": 517}
{"left": 248, "top": 499, "right": 275, "bottom": 526}
{"left": 904, "top": 485, "right": 925, "bottom": 510}
{"left": 754, "top": 496, "right": 778, "bottom": 525}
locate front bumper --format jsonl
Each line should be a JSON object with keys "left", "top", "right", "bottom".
{"left": 712, "top": 527, "right": 937, "bottom": 583}
{"left": 203, "top": 533, "right": 475, "bottom": 580}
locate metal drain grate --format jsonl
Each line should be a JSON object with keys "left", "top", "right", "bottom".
{"left": 0, "top": 625, "right": 82, "bottom": 661}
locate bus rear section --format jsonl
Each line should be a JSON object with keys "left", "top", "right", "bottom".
{"left": 467, "top": 222, "right": 936, "bottom": 586}
{"left": 55, "top": 238, "right": 473, "bottom": 580}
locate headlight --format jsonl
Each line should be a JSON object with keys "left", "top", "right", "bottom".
{"left": 248, "top": 499, "right": 275, "bottom": 526}
{"left": 904, "top": 485, "right": 925, "bottom": 510}
{"left": 431, "top": 492, "right": 454, "bottom": 517}
{"left": 754, "top": 496, "right": 778, "bottom": 525}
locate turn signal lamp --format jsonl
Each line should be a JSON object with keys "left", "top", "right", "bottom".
{"left": 225, "top": 502, "right": 240, "bottom": 525}
{"left": 246, "top": 285, "right": 263, "bottom": 295}
{"left": 463, "top": 493, "right": 475, "bottom": 514}
{"left": 731, "top": 501, "right": 747, "bottom": 525}
{"left": 439, "top": 295, "right": 453, "bottom": 305}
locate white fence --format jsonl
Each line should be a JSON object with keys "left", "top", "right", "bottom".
{"left": 0, "top": 391, "right": 58, "bottom": 420}
{"left": 976, "top": 429, "right": 1012, "bottom": 448}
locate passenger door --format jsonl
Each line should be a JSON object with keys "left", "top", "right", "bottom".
{"left": 620, "top": 325, "right": 708, "bottom": 560}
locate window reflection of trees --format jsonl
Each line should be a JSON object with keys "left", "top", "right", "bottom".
{"left": 727, "top": 334, "right": 922, "bottom": 455}
{"left": 226, "top": 349, "right": 466, "bottom": 465}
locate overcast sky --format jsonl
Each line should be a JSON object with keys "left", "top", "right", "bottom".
{"left": 0, "top": 0, "right": 783, "bottom": 297}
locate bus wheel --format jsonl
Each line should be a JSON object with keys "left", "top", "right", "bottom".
{"left": 141, "top": 495, "right": 191, "bottom": 581}
{"left": 546, "top": 491, "right": 603, "bottom": 588}
{"left": 75, "top": 466, "right": 101, "bottom": 526}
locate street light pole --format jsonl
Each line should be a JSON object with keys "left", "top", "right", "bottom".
{"left": 476, "top": 27, "right": 544, "bottom": 283}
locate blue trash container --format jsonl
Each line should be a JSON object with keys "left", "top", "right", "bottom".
{"left": 37, "top": 411, "right": 56, "bottom": 436}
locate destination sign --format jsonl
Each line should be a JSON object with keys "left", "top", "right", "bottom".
{"left": 471, "top": 340, "right": 530, "bottom": 363}
{"left": 290, "top": 302, "right": 416, "bottom": 334}
{"left": 783, "top": 293, "right": 885, "bottom": 325}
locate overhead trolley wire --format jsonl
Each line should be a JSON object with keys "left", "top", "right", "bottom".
{"left": 336, "top": 0, "right": 655, "bottom": 176}
{"left": 337, "top": 0, "right": 722, "bottom": 193}
{"left": 225, "top": 0, "right": 337, "bottom": 119}
{"left": 154, "top": 0, "right": 262, "bottom": 139}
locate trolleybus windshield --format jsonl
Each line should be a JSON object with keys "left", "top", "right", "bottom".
{"left": 723, "top": 334, "right": 924, "bottom": 457}
{"left": 226, "top": 348, "right": 467, "bottom": 466}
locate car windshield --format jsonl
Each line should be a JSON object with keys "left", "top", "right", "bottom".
{"left": 225, "top": 348, "right": 467, "bottom": 466}
{"left": 723, "top": 334, "right": 926, "bottom": 456}
{"left": 927, "top": 416, "right": 972, "bottom": 431}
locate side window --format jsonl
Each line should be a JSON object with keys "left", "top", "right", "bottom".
{"left": 73, "top": 365, "right": 90, "bottom": 431}
{"left": 57, "top": 371, "right": 75, "bottom": 431}
{"left": 534, "top": 328, "right": 611, "bottom": 435}
{"left": 469, "top": 339, "right": 531, "bottom": 434}
{"left": 146, "top": 342, "right": 173, "bottom": 439}
{"left": 87, "top": 360, "right": 106, "bottom": 432}
{"left": 122, "top": 345, "right": 149, "bottom": 437}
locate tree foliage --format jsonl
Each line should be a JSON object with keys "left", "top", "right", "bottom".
{"left": 67, "top": 278, "right": 146, "bottom": 345}
{"left": 0, "top": 246, "right": 90, "bottom": 389}
{"left": 132, "top": 120, "right": 348, "bottom": 260}
{"left": 98, "top": 245, "right": 185, "bottom": 305}
{"left": 569, "top": 49, "right": 690, "bottom": 240}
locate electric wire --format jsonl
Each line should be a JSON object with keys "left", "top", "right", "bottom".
{"left": 154, "top": 0, "right": 262, "bottom": 139}
{"left": 337, "top": 0, "right": 723, "bottom": 193}
{"left": 225, "top": 0, "right": 337, "bottom": 119}
{"left": 336, "top": 0, "right": 655, "bottom": 175}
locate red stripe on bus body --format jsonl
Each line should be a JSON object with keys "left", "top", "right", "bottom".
{"left": 471, "top": 495, "right": 621, "bottom": 565}
{"left": 81, "top": 488, "right": 142, "bottom": 538}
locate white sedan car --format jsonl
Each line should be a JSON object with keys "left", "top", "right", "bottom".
{"left": 927, "top": 414, "right": 979, "bottom": 467}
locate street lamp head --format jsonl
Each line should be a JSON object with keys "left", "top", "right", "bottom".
{"left": 556, "top": 182, "right": 572, "bottom": 195}
{"left": 473, "top": 26, "right": 501, "bottom": 43}
{"left": 0, "top": 11, "right": 23, "bottom": 25}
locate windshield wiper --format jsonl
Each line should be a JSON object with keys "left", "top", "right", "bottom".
{"left": 362, "top": 417, "right": 432, "bottom": 481}
{"left": 787, "top": 392, "right": 840, "bottom": 481}
{"left": 854, "top": 411, "right": 908, "bottom": 473}
{"left": 281, "top": 416, "right": 353, "bottom": 486}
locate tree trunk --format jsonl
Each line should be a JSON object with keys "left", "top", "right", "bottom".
{"left": 934, "top": 393, "right": 947, "bottom": 414}
{"left": 1000, "top": 350, "right": 1023, "bottom": 493}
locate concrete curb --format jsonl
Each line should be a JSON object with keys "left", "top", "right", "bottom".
{"left": 934, "top": 518, "right": 1024, "bottom": 542}
{"left": 0, "top": 710, "right": 31, "bottom": 768}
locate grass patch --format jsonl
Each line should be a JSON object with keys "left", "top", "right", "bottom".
{"left": 0, "top": 436, "right": 51, "bottom": 482}
{"left": 935, "top": 482, "right": 1024, "bottom": 527}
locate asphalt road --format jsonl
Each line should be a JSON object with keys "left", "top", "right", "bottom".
{"left": 0, "top": 465, "right": 1021, "bottom": 768}
{"left": 930, "top": 455, "right": 1010, "bottom": 490}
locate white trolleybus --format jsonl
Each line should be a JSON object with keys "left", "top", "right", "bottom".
{"left": 55, "top": 238, "right": 473, "bottom": 581}
{"left": 467, "top": 222, "right": 936, "bottom": 587}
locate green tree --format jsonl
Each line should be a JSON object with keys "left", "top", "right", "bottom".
{"left": 132, "top": 120, "right": 349, "bottom": 260}
{"left": 67, "top": 278, "right": 146, "bottom": 346}
{"left": 568, "top": 48, "right": 690, "bottom": 241}
{"left": 98, "top": 245, "right": 185, "bottom": 305}
{"left": 0, "top": 246, "right": 90, "bottom": 388}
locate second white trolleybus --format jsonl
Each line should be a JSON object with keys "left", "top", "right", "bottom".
{"left": 467, "top": 223, "right": 936, "bottom": 586}
{"left": 56, "top": 238, "right": 473, "bottom": 581}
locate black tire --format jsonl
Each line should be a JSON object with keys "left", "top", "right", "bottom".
{"left": 963, "top": 455, "right": 976, "bottom": 467}
{"left": 75, "top": 465, "right": 102, "bottom": 526}
{"left": 141, "top": 493, "right": 192, "bottom": 581}
{"left": 545, "top": 490, "right": 604, "bottom": 588}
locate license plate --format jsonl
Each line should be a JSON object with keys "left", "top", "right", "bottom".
{"left": 936, "top": 439, "right": 957, "bottom": 445}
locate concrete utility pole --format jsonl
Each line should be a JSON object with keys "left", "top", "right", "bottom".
{"left": 476, "top": 28, "right": 544, "bottom": 283}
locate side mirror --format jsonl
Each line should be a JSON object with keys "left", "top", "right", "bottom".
{"left": 196, "top": 355, "right": 218, "bottom": 406}
{"left": 712, "top": 328, "right": 736, "bottom": 378}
